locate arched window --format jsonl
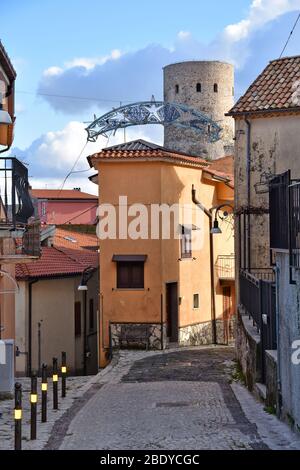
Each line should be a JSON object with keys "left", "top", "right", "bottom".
{"left": 214, "top": 83, "right": 218, "bottom": 93}
{"left": 175, "top": 84, "right": 179, "bottom": 94}
{"left": 196, "top": 83, "right": 201, "bottom": 93}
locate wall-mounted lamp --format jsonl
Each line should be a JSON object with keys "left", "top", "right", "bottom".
{"left": 77, "top": 266, "right": 94, "bottom": 291}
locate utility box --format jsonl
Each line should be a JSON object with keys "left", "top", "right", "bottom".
{"left": 0, "top": 339, "right": 14, "bottom": 397}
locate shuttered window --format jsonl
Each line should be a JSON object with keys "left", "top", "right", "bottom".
{"left": 117, "top": 261, "right": 144, "bottom": 289}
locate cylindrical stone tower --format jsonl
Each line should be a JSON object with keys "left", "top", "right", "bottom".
{"left": 163, "top": 61, "right": 234, "bottom": 159}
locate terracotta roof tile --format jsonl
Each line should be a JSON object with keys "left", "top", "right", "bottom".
{"left": 54, "top": 228, "right": 98, "bottom": 251}
{"left": 88, "top": 139, "right": 209, "bottom": 168}
{"left": 15, "top": 245, "right": 98, "bottom": 280}
{"left": 203, "top": 155, "right": 234, "bottom": 188}
{"left": 31, "top": 189, "right": 97, "bottom": 200}
{"left": 228, "top": 56, "right": 300, "bottom": 115}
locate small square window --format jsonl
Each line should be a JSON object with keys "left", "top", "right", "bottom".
{"left": 117, "top": 261, "right": 144, "bottom": 289}
{"left": 193, "top": 294, "right": 199, "bottom": 309}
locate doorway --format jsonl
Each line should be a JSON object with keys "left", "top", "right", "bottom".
{"left": 166, "top": 283, "right": 178, "bottom": 342}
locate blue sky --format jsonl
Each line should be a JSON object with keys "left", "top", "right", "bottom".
{"left": 1, "top": 0, "right": 300, "bottom": 192}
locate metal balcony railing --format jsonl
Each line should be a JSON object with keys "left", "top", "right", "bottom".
{"left": 215, "top": 254, "right": 235, "bottom": 280}
{"left": 0, "top": 157, "right": 40, "bottom": 260}
{"left": 0, "top": 157, "right": 34, "bottom": 228}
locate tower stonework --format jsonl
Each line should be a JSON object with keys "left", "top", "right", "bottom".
{"left": 163, "top": 61, "right": 234, "bottom": 159}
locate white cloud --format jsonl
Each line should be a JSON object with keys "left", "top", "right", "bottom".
{"left": 44, "top": 49, "right": 122, "bottom": 77}
{"left": 177, "top": 31, "right": 191, "bottom": 40}
{"left": 37, "top": 0, "right": 300, "bottom": 114}
{"left": 12, "top": 120, "right": 163, "bottom": 193}
{"left": 224, "top": 0, "right": 300, "bottom": 42}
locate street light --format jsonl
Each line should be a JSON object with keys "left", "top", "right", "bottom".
{"left": 210, "top": 206, "right": 234, "bottom": 235}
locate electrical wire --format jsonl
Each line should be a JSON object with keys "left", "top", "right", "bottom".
{"left": 16, "top": 90, "right": 133, "bottom": 104}
{"left": 279, "top": 12, "right": 300, "bottom": 59}
{"left": 58, "top": 141, "right": 88, "bottom": 193}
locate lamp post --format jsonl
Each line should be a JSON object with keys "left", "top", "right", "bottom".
{"left": 192, "top": 185, "right": 234, "bottom": 344}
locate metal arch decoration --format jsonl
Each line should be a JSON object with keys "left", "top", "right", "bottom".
{"left": 85, "top": 97, "right": 222, "bottom": 143}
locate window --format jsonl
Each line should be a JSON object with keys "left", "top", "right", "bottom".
{"left": 232, "top": 86, "right": 235, "bottom": 96}
{"left": 196, "top": 83, "right": 201, "bottom": 92}
{"left": 193, "top": 294, "right": 199, "bottom": 309}
{"left": 175, "top": 84, "right": 179, "bottom": 94}
{"left": 117, "top": 261, "right": 144, "bottom": 289}
{"left": 74, "top": 301, "right": 81, "bottom": 336}
{"left": 89, "top": 298, "right": 94, "bottom": 331}
{"left": 181, "top": 226, "right": 192, "bottom": 259}
{"left": 214, "top": 83, "right": 218, "bottom": 93}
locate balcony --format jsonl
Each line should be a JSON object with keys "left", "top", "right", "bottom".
{"left": 215, "top": 254, "right": 235, "bottom": 281}
{"left": 0, "top": 157, "right": 40, "bottom": 262}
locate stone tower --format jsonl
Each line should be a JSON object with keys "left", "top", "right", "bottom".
{"left": 163, "top": 61, "right": 234, "bottom": 159}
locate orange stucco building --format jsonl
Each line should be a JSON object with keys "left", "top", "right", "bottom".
{"left": 89, "top": 140, "right": 234, "bottom": 367}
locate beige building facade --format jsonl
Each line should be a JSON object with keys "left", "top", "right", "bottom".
{"left": 89, "top": 140, "right": 235, "bottom": 367}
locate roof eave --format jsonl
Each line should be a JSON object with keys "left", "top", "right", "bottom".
{"left": 226, "top": 106, "right": 300, "bottom": 118}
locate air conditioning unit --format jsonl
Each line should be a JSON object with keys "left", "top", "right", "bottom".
{"left": 0, "top": 339, "right": 14, "bottom": 397}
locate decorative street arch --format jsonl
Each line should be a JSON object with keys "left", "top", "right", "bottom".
{"left": 85, "top": 97, "right": 222, "bottom": 143}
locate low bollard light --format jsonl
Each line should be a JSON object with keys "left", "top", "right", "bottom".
{"left": 14, "top": 382, "right": 22, "bottom": 450}
{"left": 30, "top": 371, "right": 38, "bottom": 440}
{"left": 61, "top": 351, "right": 67, "bottom": 398}
{"left": 41, "top": 363, "right": 47, "bottom": 423}
{"left": 52, "top": 357, "right": 58, "bottom": 410}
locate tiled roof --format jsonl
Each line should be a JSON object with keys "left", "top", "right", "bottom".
{"left": 54, "top": 228, "right": 98, "bottom": 251}
{"left": 228, "top": 56, "right": 300, "bottom": 115}
{"left": 203, "top": 156, "right": 234, "bottom": 188}
{"left": 16, "top": 245, "right": 98, "bottom": 281}
{"left": 88, "top": 139, "right": 209, "bottom": 168}
{"left": 31, "top": 189, "right": 98, "bottom": 200}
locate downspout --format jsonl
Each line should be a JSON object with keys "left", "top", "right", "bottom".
{"left": 245, "top": 118, "right": 251, "bottom": 270}
{"left": 274, "top": 263, "right": 282, "bottom": 416}
{"left": 192, "top": 185, "right": 217, "bottom": 344}
{"left": 28, "top": 278, "right": 38, "bottom": 377}
{"left": 83, "top": 289, "right": 87, "bottom": 375}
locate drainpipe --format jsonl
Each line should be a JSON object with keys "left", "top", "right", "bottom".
{"left": 83, "top": 289, "right": 87, "bottom": 375}
{"left": 274, "top": 263, "right": 282, "bottom": 416}
{"left": 245, "top": 118, "right": 251, "bottom": 270}
{"left": 192, "top": 185, "right": 217, "bottom": 344}
{"left": 28, "top": 279, "right": 38, "bottom": 376}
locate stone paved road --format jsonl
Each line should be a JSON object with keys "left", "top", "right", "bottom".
{"left": 59, "top": 347, "right": 300, "bottom": 450}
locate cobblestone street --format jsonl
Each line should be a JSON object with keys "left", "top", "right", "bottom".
{"left": 55, "top": 347, "right": 300, "bottom": 451}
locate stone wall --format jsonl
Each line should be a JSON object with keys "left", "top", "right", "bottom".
{"left": 236, "top": 307, "right": 262, "bottom": 390}
{"left": 163, "top": 61, "right": 234, "bottom": 159}
{"left": 179, "top": 318, "right": 235, "bottom": 347}
{"left": 265, "top": 350, "right": 278, "bottom": 409}
{"left": 111, "top": 323, "right": 166, "bottom": 350}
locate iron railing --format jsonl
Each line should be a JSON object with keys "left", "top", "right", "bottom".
{"left": 240, "top": 270, "right": 261, "bottom": 328}
{"left": 290, "top": 181, "right": 300, "bottom": 269}
{"left": 240, "top": 269, "right": 277, "bottom": 382}
{"left": 215, "top": 254, "right": 235, "bottom": 280}
{"left": 269, "top": 171, "right": 300, "bottom": 271}
{"left": 0, "top": 157, "right": 34, "bottom": 228}
{"left": 269, "top": 171, "right": 290, "bottom": 250}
